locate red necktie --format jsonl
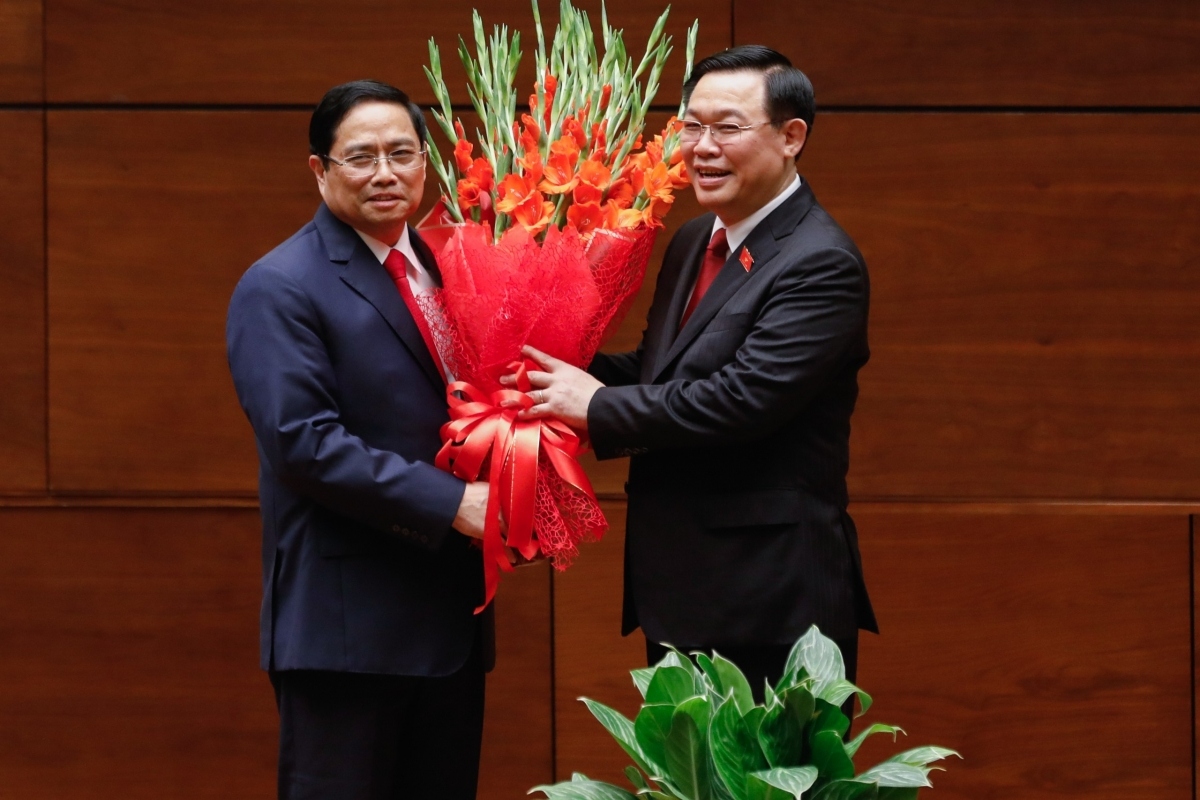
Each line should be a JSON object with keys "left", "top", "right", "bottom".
{"left": 383, "top": 249, "right": 446, "bottom": 382}
{"left": 679, "top": 227, "right": 729, "bottom": 329}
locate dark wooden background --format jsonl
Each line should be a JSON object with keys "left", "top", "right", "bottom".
{"left": 2, "top": 1, "right": 1198, "bottom": 797}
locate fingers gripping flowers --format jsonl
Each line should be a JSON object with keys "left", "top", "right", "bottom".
{"left": 424, "top": 0, "right": 699, "bottom": 240}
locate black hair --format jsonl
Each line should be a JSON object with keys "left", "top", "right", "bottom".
{"left": 682, "top": 45, "right": 815, "bottom": 132}
{"left": 309, "top": 80, "right": 427, "bottom": 160}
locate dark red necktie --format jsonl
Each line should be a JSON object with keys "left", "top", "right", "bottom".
{"left": 679, "top": 227, "right": 729, "bottom": 329}
{"left": 383, "top": 249, "right": 446, "bottom": 382}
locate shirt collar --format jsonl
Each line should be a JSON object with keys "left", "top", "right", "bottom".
{"left": 354, "top": 224, "right": 426, "bottom": 277}
{"left": 712, "top": 174, "right": 802, "bottom": 251}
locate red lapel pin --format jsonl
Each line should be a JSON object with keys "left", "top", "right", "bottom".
{"left": 739, "top": 247, "right": 754, "bottom": 272}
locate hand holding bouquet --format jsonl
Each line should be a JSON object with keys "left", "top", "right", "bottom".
{"left": 419, "top": 0, "right": 698, "bottom": 610}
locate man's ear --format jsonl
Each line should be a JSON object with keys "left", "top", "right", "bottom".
{"left": 781, "top": 118, "right": 808, "bottom": 160}
{"left": 308, "top": 154, "right": 328, "bottom": 198}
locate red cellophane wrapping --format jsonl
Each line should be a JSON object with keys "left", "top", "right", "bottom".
{"left": 417, "top": 210, "right": 658, "bottom": 610}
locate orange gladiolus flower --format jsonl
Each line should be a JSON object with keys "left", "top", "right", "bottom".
{"left": 539, "top": 135, "right": 581, "bottom": 195}
{"left": 496, "top": 173, "right": 539, "bottom": 214}
{"left": 542, "top": 74, "right": 558, "bottom": 128}
{"left": 573, "top": 181, "right": 603, "bottom": 207}
{"left": 510, "top": 194, "right": 556, "bottom": 236}
{"left": 457, "top": 177, "right": 484, "bottom": 211}
{"left": 616, "top": 207, "right": 646, "bottom": 229}
{"left": 566, "top": 200, "right": 604, "bottom": 235}
{"left": 600, "top": 84, "right": 612, "bottom": 110}
{"left": 454, "top": 138, "right": 474, "bottom": 173}
{"left": 668, "top": 160, "right": 689, "bottom": 189}
{"left": 563, "top": 116, "right": 588, "bottom": 150}
{"left": 466, "top": 157, "right": 494, "bottom": 192}
{"left": 577, "top": 158, "right": 611, "bottom": 192}
{"left": 606, "top": 176, "right": 636, "bottom": 208}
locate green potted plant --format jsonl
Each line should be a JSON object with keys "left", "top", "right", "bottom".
{"left": 532, "top": 626, "right": 958, "bottom": 800}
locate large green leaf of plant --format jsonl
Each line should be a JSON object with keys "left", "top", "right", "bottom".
{"left": 758, "top": 686, "right": 815, "bottom": 768}
{"left": 810, "top": 730, "right": 854, "bottom": 782}
{"left": 635, "top": 704, "right": 677, "bottom": 775}
{"left": 633, "top": 667, "right": 658, "bottom": 699}
{"left": 664, "top": 699, "right": 713, "bottom": 800}
{"left": 810, "top": 701, "right": 850, "bottom": 741}
{"left": 696, "top": 653, "right": 755, "bottom": 715}
{"left": 647, "top": 666, "right": 702, "bottom": 706}
{"left": 781, "top": 627, "right": 843, "bottom": 700}
{"left": 855, "top": 762, "right": 931, "bottom": 788}
{"left": 745, "top": 766, "right": 819, "bottom": 800}
{"left": 582, "top": 698, "right": 656, "bottom": 775}
{"left": 809, "top": 778, "right": 880, "bottom": 800}
{"left": 843, "top": 724, "right": 903, "bottom": 759}
{"left": 820, "top": 678, "right": 872, "bottom": 718}
{"left": 885, "top": 746, "right": 960, "bottom": 768}
{"left": 709, "top": 696, "right": 769, "bottom": 800}
{"left": 876, "top": 789, "right": 919, "bottom": 800}
{"left": 531, "top": 774, "right": 639, "bottom": 799}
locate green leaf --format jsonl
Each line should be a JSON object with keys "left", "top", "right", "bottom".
{"left": 757, "top": 687, "right": 814, "bottom": 768}
{"left": 664, "top": 702, "right": 713, "bottom": 800}
{"left": 634, "top": 704, "right": 676, "bottom": 774}
{"left": 709, "top": 696, "right": 769, "bottom": 800}
{"left": 876, "top": 789, "right": 918, "bottom": 800}
{"left": 809, "top": 778, "right": 879, "bottom": 800}
{"left": 844, "top": 724, "right": 903, "bottom": 759}
{"left": 743, "top": 706, "right": 767, "bottom": 737}
{"left": 745, "top": 766, "right": 819, "bottom": 800}
{"left": 782, "top": 627, "right": 845, "bottom": 701}
{"left": 810, "top": 730, "right": 854, "bottom": 782}
{"left": 810, "top": 701, "right": 849, "bottom": 740}
{"left": 855, "top": 763, "right": 932, "bottom": 789}
{"left": 632, "top": 667, "right": 657, "bottom": 699}
{"left": 530, "top": 776, "right": 639, "bottom": 799}
{"left": 885, "top": 746, "right": 961, "bottom": 768}
{"left": 647, "top": 666, "right": 702, "bottom": 707}
{"left": 709, "top": 653, "right": 756, "bottom": 715}
{"left": 820, "top": 679, "right": 872, "bottom": 718}
{"left": 625, "top": 767, "right": 650, "bottom": 792}
{"left": 582, "top": 698, "right": 656, "bottom": 775}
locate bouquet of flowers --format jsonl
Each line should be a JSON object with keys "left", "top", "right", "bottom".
{"left": 419, "top": 0, "right": 698, "bottom": 609}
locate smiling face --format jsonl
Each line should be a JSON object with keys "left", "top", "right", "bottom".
{"left": 308, "top": 101, "right": 424, "bottom": 245}
{"left": 682, "top": 70, "right": 808, "bottom": 226}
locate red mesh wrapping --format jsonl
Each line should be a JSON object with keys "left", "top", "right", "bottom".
{"left": 417, "top": 215, "right": 657, "bottom": 575}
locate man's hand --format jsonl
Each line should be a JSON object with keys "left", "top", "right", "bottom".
{"left": 501, "top": 345, "right": 604, "bottom": 431}
{"left": 452, "top": 481, "right": 489, "bottom": 540}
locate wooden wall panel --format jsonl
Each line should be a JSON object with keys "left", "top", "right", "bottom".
{"left": 0, "top": 111, "right": 45, "bottom": 491}
{"left": 852, "top": 509, "right": 1192, "bottom": 799}
{"left": 45, "top": 0, "right": 727, "bottom": 106}
{"left": 552, "top": 501, "right": 647, "bottom": 784}
{"left": 0, "top": 507, "right": 277, "bottom": 799}
{"left": 47, "top": 111, "right": 319, "bottom": 492}
{"left": 736, "top": 0, "right": 1200, "bottom": 106}
{"left": 798, "top": 113, "right": 1200, "bottom": 500}
{"left": 0, "top": 507, "right": 553, "bottom": 799}
{"left": 480, "top": 561, "right": 554, "bottom": 799}
{"left": 0, "top": 0, "right": 42, "bottom": 101}
{"left": 553, "top": 504, "right": 1193, "bottom": 797}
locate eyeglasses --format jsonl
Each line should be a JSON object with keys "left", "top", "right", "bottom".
{"left": 325, "top": 149, "right": 426, "bottom": 178}
{"left": 671, "top": 119, "right": 772, "bottom": 144}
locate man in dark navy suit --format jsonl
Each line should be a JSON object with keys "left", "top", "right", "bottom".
{"left": 514, "top": 47, "right": 877, "bottom": 699}
{"left": 227, "top": 80, "right": 491, "bottom": 800}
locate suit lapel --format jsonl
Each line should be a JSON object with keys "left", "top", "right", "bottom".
{"left": 651, "top": 182, "right": 816, "bottom": 383}
{"left": 644, "top": 219, "right": 711, "bottom": 380}
{"left": 315, "top": 205, "right": 445, "bottom": 390}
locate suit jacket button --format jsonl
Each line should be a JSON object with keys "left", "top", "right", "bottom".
{"left": 392, "top": 524, "right": 402, "bottom": 533}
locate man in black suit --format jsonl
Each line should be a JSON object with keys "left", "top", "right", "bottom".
{"left": 516, "top": 47, "right": 877, "bottom": 695}
{"left": 226, "top": 81, "right": 492, "bottom": 799}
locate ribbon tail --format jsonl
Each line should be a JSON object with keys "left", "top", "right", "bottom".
{"left": 504, "top": 420, "right": 542, "bottom": 560}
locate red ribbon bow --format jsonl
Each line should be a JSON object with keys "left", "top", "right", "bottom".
{"left": 435, "top": 359, "right": 598, "bottom": 612}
